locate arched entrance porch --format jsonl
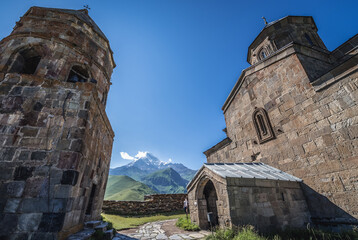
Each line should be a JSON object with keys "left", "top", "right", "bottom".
{"left": 196, "top": 178, "right": 219, "bottom": 229}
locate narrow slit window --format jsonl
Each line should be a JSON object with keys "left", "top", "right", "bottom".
{"left": 257, "top": 114, "right": 267, "bottom": 135}
{"left": 252, "top": 108, "right": 275, "bottom": 144}
{"left": 304, "top": 33, "right": 314, "bottom": 46}
{"left": 67, "top": 65, "right": 89, "bottom": 83}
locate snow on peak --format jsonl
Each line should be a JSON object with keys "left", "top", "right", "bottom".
{"left": 122, "top": 151, "right": 170, "bottom": 166}
{"left": 163, "top": 158, "right": 173, "bottom": 165}
{"left": 135, "top": 151, "right": 149, "bottom": 159}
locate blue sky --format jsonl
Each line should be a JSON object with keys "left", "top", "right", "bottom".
{"left": 0, "top": 0, "right": 357, "bottom": 170}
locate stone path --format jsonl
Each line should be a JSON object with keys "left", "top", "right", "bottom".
{"left": 114, "top": 219, "right": 211, "bottom": 240}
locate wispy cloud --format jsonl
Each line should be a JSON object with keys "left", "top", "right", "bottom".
{"left": 120, "top": 152, "right": 136, "bottom": 160}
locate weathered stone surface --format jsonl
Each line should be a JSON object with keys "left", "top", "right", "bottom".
{"left": 0, "top": 6, "right": 115, "bottom": 239}
{"left": 38, "top": 213, "right": 65, "bottom": 232}
{"left": 193, "top": 16, "right": 358, "bottom": 230}
{"left": 102, "top": 194, "right": 187, "bottom": 215}
{"left": 18, "top": 213, "right": 42, "bottom": 231}
{"left": 61, "top": 170, "right": 79, "bottom": 186}
{"left": 4, "top": 199, "right": 21, "bottom": 213}
{"left": 13, "top": 166, "right": 34, "bottom": 180}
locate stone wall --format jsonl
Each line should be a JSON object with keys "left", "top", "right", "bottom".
{"left": 187, "top": 168, "right": 230, "bottom": 229}
{"left": 0, "top": 7, "right": 115, "bottom": 240}
{"left": 206, "top": 41, "right": 358, "bottom": 223}
{"left": 102, "top": 194, "right": 187, "bottom": 215}
{"left": 227, "top": 179, "right": 310, "bottom": 232}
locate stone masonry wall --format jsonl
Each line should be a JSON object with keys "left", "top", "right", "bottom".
{"left": 102, "top": 194, "right": 187, "bottom": 215}
{"left": 187, "top": 168, "right": 231, "bottom": 229}
{"left": 207, "top": 49, "right": 358, "bottom": 222}
{"left": 0, "top": 73, "right": 114, "bottom": 239}
{"left": 227, "top": 179, "right": 310, "bottom": 232}
{"left": 0, "top": 7, "right": 115, "bottom": 240}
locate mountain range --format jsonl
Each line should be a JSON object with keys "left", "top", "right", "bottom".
{"left": 104, "top": 175, "right": 157, "bottom": 201}
{"left": 107, "top": 152, "right": 197, "bottom": 200}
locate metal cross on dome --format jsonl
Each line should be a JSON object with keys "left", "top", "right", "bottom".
{"left": 262, "top": 17, "right": 268, "bottom": 25}
{"left": 83, "top": 5, "right": 91, "bottom": 10}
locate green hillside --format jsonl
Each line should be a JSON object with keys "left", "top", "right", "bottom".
{"left": 105, "top": 175, "right": 157, "bottom": 201}
{"left": 142, "top": 168, "right": 188, "bottom": 194}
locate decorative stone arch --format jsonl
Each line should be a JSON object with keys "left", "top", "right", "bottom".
{"left": 195, "top": 175, "right": 220, "bottom": 229}
{"left": 3, "top": 44, "right": 47, "bottom": 74}
{"left": 252, "top": 107, "right": 275, "bottom": 144}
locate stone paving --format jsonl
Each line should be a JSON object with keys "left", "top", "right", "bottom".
{"left": 114, "top": 219, "right": 211, "bottom": 240}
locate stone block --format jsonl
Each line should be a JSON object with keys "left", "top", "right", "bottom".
{"left": 30, "top": 232, "right": 56, "bottom": 240}
{"left": 9, "top": 86, "right": 23, "bottom": 96}
{"left": 19, "top": 198, "right": 48, "bottom": 213}
{"left": 0, "top": 213, "right": 18, "bottom": 234}
{"left": 0, "top": 147, "right": 16, "bottom": 161}
{"left": 23, "top": 177, "right": 47, "bottom": 198}
{"left": 33, "top": 102, "right": 43, "bottom": 111}
{"left": 70, "top": 139, "right": 83, "bottom": 152}
{"left": 7, "top": 233, "right": 29, "bottom": 240}
{"left": 0, "top": 96, "right": 23, "bottom": 113}
{"left": 20, "top": 127, "right": 39, "bottom": 137}
{"left": 53, "top": 185, "right": 72, "bottom": 198}
{"left": 0, "top": 167, "right": 14, "bottom": 180}
{"left": 13, "top": 166, "right": 34, "bottom": 180}
{"left": 61, "top": 170, "right": 79, "bottom": 186}
{"left": 18, "top": 213, "right": 42, "bottom": 231}
{"left": 38, "top": 212, "right": 65, "bottom": 232}
{"left": 30, "top": 151, "right": 47, "bottom": 161}
{"left": 7, "top": 181, "right": 25, "bottom": 197}
{"left": 49, "top": 199, "right": 68, "bottom": 213}
{"left": 4, "top": 198, "right": 21, "bottom": 213}
{"left": 57, "top": 151, "right": 80, "bottom": 169}
{"left": 18, "top": 151, "right": 30, "bottom": 160}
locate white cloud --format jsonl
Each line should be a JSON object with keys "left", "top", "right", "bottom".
{"left": 120, "top": 152, "right": 135, "bottom": 160}
{"left": 135, "top": 151, "right": 148, "bottom": 159}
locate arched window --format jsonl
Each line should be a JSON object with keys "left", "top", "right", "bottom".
{"left": 67, "top": 65, "right": 89, "bottom": 83}
{"left": 259, "top": 48, "right": 267, "bottom": 60}
{"left": 258, "top": 47, "right": 271, "bottom": 61}
{"left": 252, "top": 108, "right": 275, "bottom": 143}
{"left": 9, "top": 47, "right": 42, "bottom": 74}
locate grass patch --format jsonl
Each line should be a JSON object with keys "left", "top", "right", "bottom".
{"left": 206, "top": 225, "right": 358, "bottom": 240}
{"left": 102, "top": 212, "right": 187, "bottom": 230}
{"left": 206, "top": 226, "right": 265, "bottom": 240}
{"left": 176, "top": 217, "right": 200, "bottom": 231}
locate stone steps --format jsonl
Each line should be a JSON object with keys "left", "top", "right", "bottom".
{"left": 66, "top": 220, "right": 116, "bottom": 240}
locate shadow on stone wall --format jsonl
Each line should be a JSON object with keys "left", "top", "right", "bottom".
{"left": 301, "top": 183, "right": 358, "bottom": 229}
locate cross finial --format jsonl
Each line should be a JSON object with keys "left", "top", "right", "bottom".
{"left": 262, "top": 17, "right": 268, "bottom": 25}
{"left": 83, "top": 5, "right": 91, "bottom": 10}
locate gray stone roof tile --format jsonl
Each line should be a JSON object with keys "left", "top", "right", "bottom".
{"left": 204, "top": 162, "right": 301, "bottom": 182}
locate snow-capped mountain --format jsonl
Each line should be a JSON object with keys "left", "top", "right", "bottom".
{"left": 109, "top": 152, "right": 197, "bottom": 194}
{"left": 126, "top": 152, "right": 164, "bottom": 172}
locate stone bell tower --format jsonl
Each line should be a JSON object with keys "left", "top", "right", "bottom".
{"left": 0, "top": 7, "right": 115, "bottom": 239}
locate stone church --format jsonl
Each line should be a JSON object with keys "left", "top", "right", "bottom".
{"left": 0, "top": 7, "right": 115, "bottom": 239}
{"left": 188, "top": 16, "right": 358, "bottom": 231}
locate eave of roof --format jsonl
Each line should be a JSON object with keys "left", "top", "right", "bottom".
{"left": 203, "top": 137, "right": 232, "bottom": 157}
{"left": 187, "top": 162, "right": 302, "bottom": 190}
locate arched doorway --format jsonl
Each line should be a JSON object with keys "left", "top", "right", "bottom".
{"left": 196, "top": 178, "right": 219, "bottom": 229}
{"left": 204, "top": 180, "right": 218, "bottom": 227}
